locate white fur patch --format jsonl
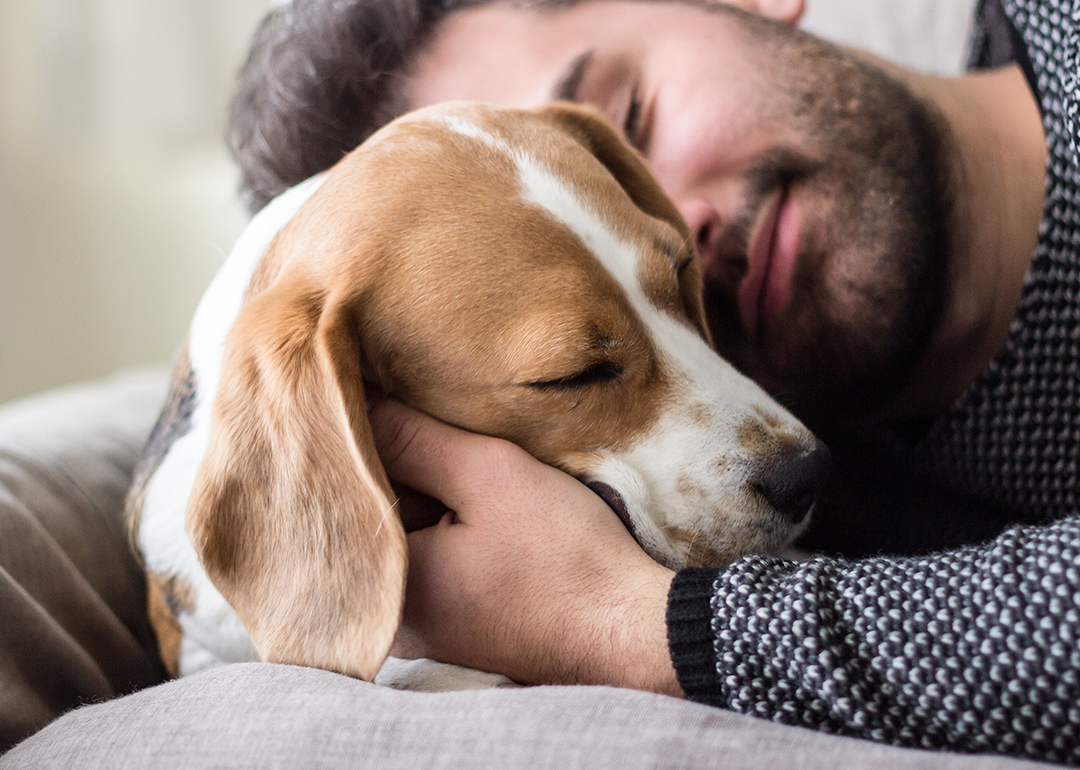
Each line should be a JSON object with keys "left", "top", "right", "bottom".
{"left": 436, "top": 112, "right": 498, "bottom": 144}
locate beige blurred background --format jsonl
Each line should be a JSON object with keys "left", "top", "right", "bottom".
{"left": 0, "top": 0, "right": 977, "bottom": 405}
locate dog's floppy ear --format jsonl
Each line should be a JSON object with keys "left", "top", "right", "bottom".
{"left": 187, "top": 250, "right": 405, "bottom": 681}
{"left": 536, "top": 102, "right": 691, "bottom": 241}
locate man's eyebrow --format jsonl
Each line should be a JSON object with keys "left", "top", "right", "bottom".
{"left": 552, "top": 49, "right": 595, "bottom": 102}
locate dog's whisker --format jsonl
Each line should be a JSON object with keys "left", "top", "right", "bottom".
{"left": 375, "top": 497, "right": 400, "bottom": 539}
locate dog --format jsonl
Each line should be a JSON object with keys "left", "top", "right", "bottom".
{"left": 127, "top": 101, "right": 830, "bottom": 689}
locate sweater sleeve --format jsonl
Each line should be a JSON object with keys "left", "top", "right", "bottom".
{"left": 667, "top": 516, "right": 1080, "bottom": 764}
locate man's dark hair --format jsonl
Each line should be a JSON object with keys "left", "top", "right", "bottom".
{"left": 227, "top": 0, "right": 700, "bottom": 213}
{"left": 228, "top": 0, "right": 464, "bottom": 213}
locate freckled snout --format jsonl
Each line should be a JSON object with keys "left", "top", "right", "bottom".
{"left": 751, "top": 438, "right": 831, "bottom": 525}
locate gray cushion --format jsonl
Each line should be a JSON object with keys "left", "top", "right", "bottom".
{"left": 0, "top": 372, "right": 1059, "bottom": 768}
{"left": 1, "top": 662, "right": 1056, "bottom": 770}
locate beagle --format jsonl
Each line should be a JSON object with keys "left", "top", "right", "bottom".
{"left": 127, "top": 102, "right": 830, "bottom": 688}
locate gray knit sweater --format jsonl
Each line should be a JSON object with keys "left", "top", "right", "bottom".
{"left": 667, "top": 1, "right": 1080, "bottom": 764}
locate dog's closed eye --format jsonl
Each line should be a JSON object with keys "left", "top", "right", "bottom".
{"left": 527, "top": 360, "right": 624, "bottom": 391}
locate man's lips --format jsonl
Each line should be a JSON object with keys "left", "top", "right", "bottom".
{"left": 737, "top": 187, "right": 800, "bottom": 341}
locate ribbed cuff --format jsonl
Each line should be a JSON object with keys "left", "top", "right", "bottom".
{"left": 666, "top": 568, "right": 724, "bottom": 705}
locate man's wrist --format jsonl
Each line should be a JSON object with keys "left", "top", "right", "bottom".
{"left": 595, "top": 561, "right": 681, "bottom": 697}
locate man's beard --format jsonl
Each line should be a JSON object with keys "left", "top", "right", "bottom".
{"left": 703, "top": 12, "right": 954, "bottom": 429}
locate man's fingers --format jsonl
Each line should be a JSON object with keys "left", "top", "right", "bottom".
{"left": 369, "top": 399, "right": 527, "bottom": 514}
{"left": 369, "top": 400, "right": 464, "bottom": 505}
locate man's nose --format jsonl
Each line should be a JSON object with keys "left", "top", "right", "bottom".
{"left": 677, "top": 199, "right": 722, "bottom": 261}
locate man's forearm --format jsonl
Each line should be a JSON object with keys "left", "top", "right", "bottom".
{"left": 665, "top": 518, "right": 1080, "bottom": 765}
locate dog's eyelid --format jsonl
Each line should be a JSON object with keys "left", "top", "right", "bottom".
{"left": 527, "top": 360, "right": 624, "bottom": 391}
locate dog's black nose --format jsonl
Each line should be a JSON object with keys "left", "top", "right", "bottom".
{"left": 753, "top": 439, "right": 831, "bottom": 525}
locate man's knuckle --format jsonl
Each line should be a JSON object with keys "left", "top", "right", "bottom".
{"left": 470, "top": 438, "right": 524, "bottom": 473}
{"left": 374, "top": 410, "right": 422, "bottom": 467}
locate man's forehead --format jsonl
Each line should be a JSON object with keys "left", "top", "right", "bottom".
{"left": 406, "top": 2, "right": 590, "bottom": 110}
{"left": 405, "top": 0, "right": 749, "bottom": 110}
{"left": 410, "top": 0, "right": 717, "bottom": 110}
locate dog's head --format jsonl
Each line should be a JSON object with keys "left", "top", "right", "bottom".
{"left": 178, "top": 102, "right": 828, "bottom": 680}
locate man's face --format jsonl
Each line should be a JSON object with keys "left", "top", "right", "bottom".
{"left": 406, "top": 0, "right": 951, "bottom": 425}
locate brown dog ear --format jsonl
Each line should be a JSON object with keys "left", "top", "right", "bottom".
{"left": 187, "top": 258, "right": 405, "bottom": 682}
{"left": 536, "top": 102, "right": 691, "bottom": 241}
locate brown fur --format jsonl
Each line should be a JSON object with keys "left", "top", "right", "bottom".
{"left": 735, "top": 416, "right": 805, "bottom": 460}
{"left": 146, "top": 575, "right": 194, "bottom": 677}
{"left": 189, "top": 278, "right": 406, "bottom": 680}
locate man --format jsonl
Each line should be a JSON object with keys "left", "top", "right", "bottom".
{"left": 229, "top": 0, "right": 1079, "bottom": 763}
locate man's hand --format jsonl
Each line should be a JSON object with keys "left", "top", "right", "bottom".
{"left": 368, "top": 400, "right": 682, "bottom": 697}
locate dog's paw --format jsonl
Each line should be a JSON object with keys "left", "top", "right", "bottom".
{"left": 375, "top": 657, "right": 520, "bottom": 692}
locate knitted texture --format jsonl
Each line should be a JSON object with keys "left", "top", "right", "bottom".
{"left": 668, "top": 2, "right": 1080, "bottom": 765}
{"left": 916, "top": 0, "right": 1080, "bottom": 520}
{"left": 675, "top": 519, "right": 1080, "bottom": 763}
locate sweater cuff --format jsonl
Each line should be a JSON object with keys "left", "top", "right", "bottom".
{"left": 667, "top": 568, "right": 723, "bottom": 705}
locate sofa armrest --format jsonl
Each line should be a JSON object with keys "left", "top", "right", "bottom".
{"left": 0, "top": 370, "right": 170, "bottom": 750}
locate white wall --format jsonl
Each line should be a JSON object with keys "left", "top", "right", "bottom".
{"left": 0, "top": 0, "right": 978, "bottom": 405}
{"left": 802, "top": 0, "right": 977, "bottom": 75}
{"left": 0, "top": 0, "right": 273, "bottom": 404}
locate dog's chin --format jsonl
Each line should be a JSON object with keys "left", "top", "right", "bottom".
{"left": 583, "top": 462, "right": 818, "bottom": 570}
{"left": 610, "top": 494, "right": 813, "bottom": 571}
{"left": 584, "top": 479, "right": 686, "bottom": 570}
{"left": 701, "top": 505, "right": 815, "bottom": 568}
{"left": 665, "top": 521, "right": 810, "bottom": 569}
{"left": 677, "top": 487, "right": 819, "bottom": 568}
